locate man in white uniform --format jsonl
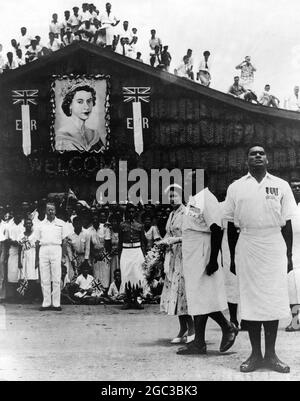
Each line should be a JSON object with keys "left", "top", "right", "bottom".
{"left": 36, "top": 203, "right": 68, "bottom": 311}
{"left": 178, "top": 171, "right": 238, "bottom": 355}
{"left": 224, "top": 145, "right": 295, "bottom": 373}
{"left": 100, "top": 3, "right": 120, "bottom": 48}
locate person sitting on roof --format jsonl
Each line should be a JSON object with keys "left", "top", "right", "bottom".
{"left": 259, "top": 84, "right": 280, "bottom": 108}
{"left": 47, "top": 32, "right": 62, "bottom": 53}
{"left": 26, "top": 39, "right": 42, "bottom": 63}
{"left": 174, "top": 55, "right": 190, "bottom": 79}
{"left": 150, "top": 45, "right": 163, "bottom": 68}
{"left": 197, "top": 50, "right": 211, "bottom": 87}
{"left": 161, "top": 45, "right": 172, "bottom": 72}
{"left": 136, "top": 52, "right": 143, "bottom": 63}
{"left": 15, "top": 48, "right": 26, "bottom": 67}
{"left": 69, "top": 7, "right": 82, "bottom": 33}
{"left": 228, "top": 76, "right": 247, "bottom": 99}
{"left": 77, "top": 20, "right": 96, "bottom": 42}
{"left": 3, "top": 52, "right": 17, "bottom": 71}
{"left": 62, "top": 28, "right": 75, "bottom": 46}
{"left": 61, "top": 10, "right": 72, "bottom": 38}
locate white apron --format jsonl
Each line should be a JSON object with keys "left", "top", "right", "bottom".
{"left": 8, "top": 246, "right": 19, "bottom": 283}
{"left": 182, "top": 189, "right": 228, "bottom": 316}
{"left": 236, "top": 227, "right": 290, "bottom": 321}
{"left": 221, "top": 228, "right": 239, "bottom": 304}
{"left": 120, "top": 247, "right": 145, "bottom": 287}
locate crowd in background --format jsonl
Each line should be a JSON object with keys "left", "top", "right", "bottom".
{"left": 0, "top": 2, "right": 300, "bottom": 111}
{"left": 0, "top": 195, "right": 170, "bottom": 305}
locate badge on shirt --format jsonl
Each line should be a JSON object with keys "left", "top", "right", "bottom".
{"left": 265, "top": 187, "right": 279, "bottom": 200}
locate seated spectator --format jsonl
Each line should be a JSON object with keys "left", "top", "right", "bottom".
{"left": 136, "top": 52, "right": 143, "bottom": 63}
{"left": 69, "top": 7, "right": 82, "bottom": 33}
{"left": 197, "top": 50, "right": 211, "bottom": 86}
{"left": 47, "top": 32, "right": 62, "bottom": 52}
{"left": 19, "top": 27, "right": 31, "bottom": 53}
{"left": 131, "top": 27, "right": 138, "bottom": 41}
{"left": 3, "top": 52, "right": 17, "bottom": 71}
{"left": 10, "top": 39, "right": 20, "bottom": 56}
{"left": 61, "top": 10, "right": 72, "bottom": 37}
{"left": 35, "top": 36, "right": 43, "bottom": 48}
{"left": 161, "top": 45, "right": 172, "bottom": 72}
{"left": 228, "top": 76, "right": 247, "bottom": 98}
{"left": 73, "top": 261, "right": 104, "bottom": 303}
{"left": 259, "top": 84, "right": 280, "bottom": 108}
{"left": 62, "top": 28, "right": 75, "bottom": 46}
{"left": 15, "top": 48, "right": 26, "bottom": 67}
{"left": 149, "top": 29, "right": 162, "bottom": 51}
{"left": 26, "top": 39, "right": 42, "bottom": 62}
{"left": 284, "top": 85, "right": 300, "bottom": 111}
{"left": 49, "top": 13, "right": 62, "bottom": 39}
{"left": 150, "top": 45, "right": 163, "bottom": 68}
{"left": 107, "top": 269, "right": 124, "bottom": 303}
{"left": 78, "top": 20, "right": 96, "bottom": 42}
{"left": 174, "top": 55, "right": 190, "bottom": 78}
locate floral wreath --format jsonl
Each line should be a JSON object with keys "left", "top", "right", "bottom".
{"left": 50, "top": 74, "right": 111, "bottom": 154}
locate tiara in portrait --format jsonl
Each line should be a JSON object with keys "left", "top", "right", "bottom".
{"left": 61, "top": 77, "right": 96, "bottom": 98}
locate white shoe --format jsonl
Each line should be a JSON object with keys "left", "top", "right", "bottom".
{"left": 185, "top": 334, "right": 195, "bottom": 343}
{"left": 171, "top": 336, "right": 186, "bottom": 344}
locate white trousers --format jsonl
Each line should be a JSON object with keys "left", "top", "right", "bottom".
{"left": 39, "top": 245, "right": 62, "bottom": 307}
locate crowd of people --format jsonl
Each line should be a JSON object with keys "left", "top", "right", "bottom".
{"left": 0, "top": 145, "right": 300, "bottom": 374}
{"left": 0, "top": 2, "right": 299, "bottom": 111}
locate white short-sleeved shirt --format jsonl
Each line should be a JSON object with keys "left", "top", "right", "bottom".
{"left": 7, "top": 222, "right": 24, "bottom": 242}
{"left": 183, "top": 188, "right": 222, "bottom": 233}
{"left": 36, "top": 218, "right": 67, "bottom": 246}
{"left": 223, "top": 173, "right": 296, "bottom": 229}
{"left": 69, "top": 14, "right": 82, "bottom": 27}
{"left": 75, "top": 274, "right": 94, "bottom": 290}
{"left": 49, "top": 21, "right": 62, "bottom": 35}
{"left": 100, "top": 11, "right": 119, "bottom": 25}
{"left": 47, "top": 39, "right": 61, "bottom": 52}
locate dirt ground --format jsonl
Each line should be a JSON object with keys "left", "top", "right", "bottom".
{"left": 0, "top": 303, "right": 299, "bottom": 381}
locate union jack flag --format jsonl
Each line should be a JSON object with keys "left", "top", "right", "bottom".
{"left": 17, "top": 279, "right": 28, "bottom": 296}
{"left": 12, "top": 90, "right": 39, "bottom": 106}
{"left": 123, "top": 87, "right": 150, "bottom": 103}
{"left": 91, "top": 279, "right": 104, "bottom": 294}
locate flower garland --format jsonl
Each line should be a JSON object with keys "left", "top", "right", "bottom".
{"left": 142, "top": 243, "right": 167, "bottom": 288}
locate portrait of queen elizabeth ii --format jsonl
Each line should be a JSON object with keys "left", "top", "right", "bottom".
{"left": 53, "top": 77, "right": 108, "bottom": 152}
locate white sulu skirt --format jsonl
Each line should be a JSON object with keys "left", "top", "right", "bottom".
{"left": 236, "top": 228, "right": 290, "bottom": 321}
{"left": 120, "top": 247, "right": 145, "bottom": 288}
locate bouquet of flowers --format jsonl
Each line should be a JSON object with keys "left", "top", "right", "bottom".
{"left": 142, "top": 243, "right": 167, "bottom": 289}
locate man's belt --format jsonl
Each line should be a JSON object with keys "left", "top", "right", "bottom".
{"left": 123, "top": 242, "right": 141, "bottom": 249}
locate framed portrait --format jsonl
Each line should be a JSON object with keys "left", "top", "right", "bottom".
{"left": 50, "top": 74, "right": 110, "bottom": 153}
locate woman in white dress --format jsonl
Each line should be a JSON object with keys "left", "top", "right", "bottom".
{"left": 159, "top": 185, "right": 195, "bottom": 344}
{"left": 286, "top": 178, "right": 300, "bottom": 332}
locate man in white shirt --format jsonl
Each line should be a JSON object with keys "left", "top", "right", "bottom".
{"left": 61, "top": 10, "right": 72, "bottom": 37}
{"left": 19, "top": 27, "right": 31, "bottom": 53}
{"left": 284, "top": 86, "right": 300, "bottom": 112}
{"left": 78, "top": 21, "right": 96, "bottom": 42}
{"left": 197, "top": 50, "right": 211, "bottom": 87}
{"left": 49, "top": 13, "right": 62, "bottom": 39}
{"left": 15, "top": 48, "right": 26, "bottom": 67}
{"left": 80, "top": 3, "right": 92, "bottom": 24}
{"left": 174, "top": 56, "right": 189, "bottom": 78}
{"left": 69, "top": 7, "right": 82, "bottom": 33}
{"left": 3, "top": 52, "right": 18, "bottom": 71}
{"left": 259, "top": 84, "right": 280, "bottom": 108}
{"left": 236, "top": 56, "right": 256, "bottom": 90}
{"left": 47, "top": 32, "right": 62, "bottom": 53}
{"left": 62, "top": 28, "right": 75, "bottom": 46}
{"left": 36, "top": 203, "right": 68, "bottom": 311}
{"left": 100, "top": 2, "right": 120, "bottom": 48}
{"left": 26, "top": 39, "right": 42, "bottom": 63}
{"left": 224, "top": 144, "right": 296, "bottom": 374}
{"left": 149, "top": 29, "right": 162, "bottom": 51}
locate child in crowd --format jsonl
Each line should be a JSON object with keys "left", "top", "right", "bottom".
{"left": 107, "top": 269, "right": 123, "bottom": 303}
{"left": 73, "top": 261, "right": 103, "bottom": 304}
